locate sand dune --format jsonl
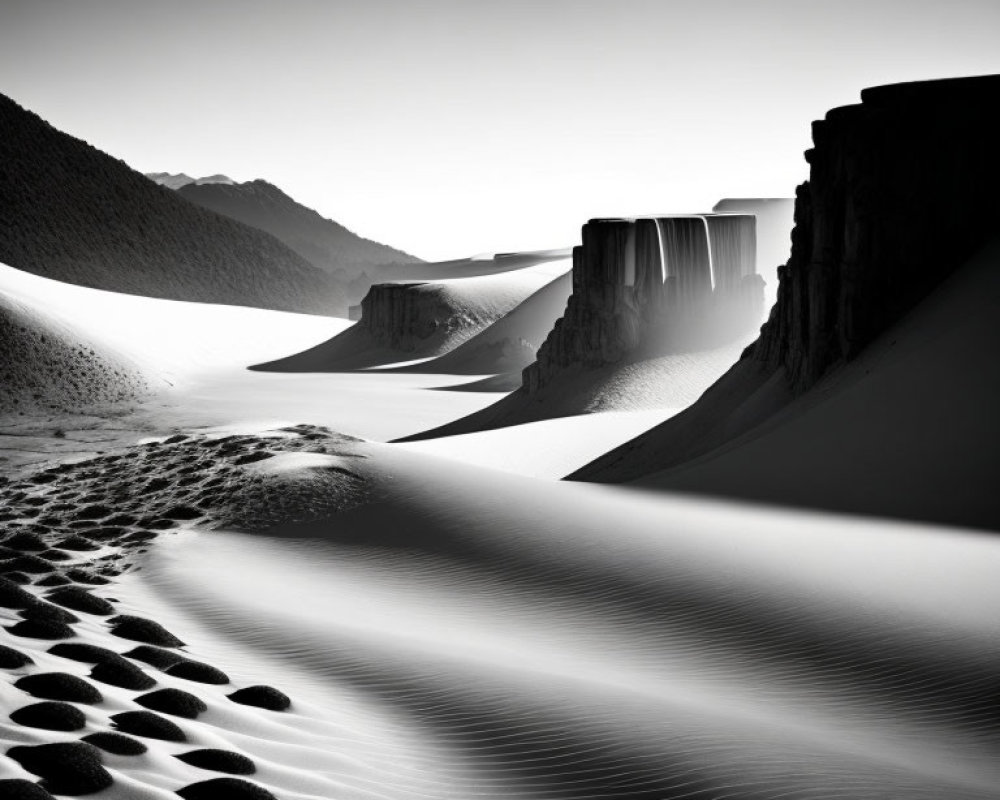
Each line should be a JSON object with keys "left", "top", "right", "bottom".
{"left": 0, "top": 269, "right": 151, "bottom": 414}
{"left": 573, "top": 239, "right": 1000, "bottom": 531}
{"left": 399, "top": 341, "right": 748, "bottom": 441}
{"left": 0, "top": 261, "right": 344, "bottom": 391}
{"left": 122, "top": 441, "right": 1000, "bottom": 799}
{"left": 1, "top": 259, "right": 997, "bottom": 797}
{"left": 254, "top": 260, "right": 568, "bottom": 373}
{"left": 398, "top": 271, "right": 572, "bottom": 378}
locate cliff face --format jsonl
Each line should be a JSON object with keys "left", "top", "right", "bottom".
{"left": 749, "top": 75, "right": 1000, "bottom": 390}
{"left": 359, "top": 283, "right": 479, "bottom": 352}
{"left": 523, "top": 214, "right": 764, "bottom": 393}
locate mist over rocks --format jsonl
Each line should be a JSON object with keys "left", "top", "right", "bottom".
{"left": 572, "top": 75, "right": 1000, "bottom": 529}
{"left": 399, "top": 215, "right": 764, "bottom": 440}
{"left": 523, "top": 214, "right": 764, "bottom": 395}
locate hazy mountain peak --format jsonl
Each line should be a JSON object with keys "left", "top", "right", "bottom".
{"left": 145, "top": 172, "right": 234, "bottom": 189}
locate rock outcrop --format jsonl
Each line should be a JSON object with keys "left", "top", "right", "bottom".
{"left": 359, "top": 282, "right": 485, "bottom": 353}
{"left": 572, "top": 74, "right": 1000, "bottom": 508}
{"left": 255, "top": 260, "right": 565, "bottom": 372}
{"left": 523, "top": 214, "right": 764, "bottom": 393}
{"left": 748, "top": 75, "right": 1000, "bottom": 391}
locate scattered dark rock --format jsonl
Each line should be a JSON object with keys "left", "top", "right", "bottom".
{"left": 176, "top": 777, "right": 277, "bottom": 800}
{"left": 35, "top": 574, "right": 71, "bottom": 587}
{"left": 108, "top": 614, "right": 184, "bottom": 647}
{"left": 18, "top": 601, "right": 79, "bottom": 624}
{"left": 6, "top": 555, "right": 55, "bottom": 574}
{"left": 15, "top": 672, "right": 103, "bottom": 703}
{"left": 124, "top": 644, "right": 189, "bottom": 669}
{"left": 110, "top": 710, "right": 186, "bottom": 741}
{"left": 165, "top": 435, "right": 189, "bottom": 444}
{"left": 83, "top": 526, "right": 124, "bottom": 541}
{"left": 39, "top": 550, "right": 72, "bottom": 562}
{"left": 5, "top": 531, "right": 47, "bottom": 551}
{"left": 11, "top": 701, "right": 87, "bottom": 731}
{"left": 1, "top": 571, "right": 31, "bottom": 584}
{"left": 175, "top": 749, "right": 256, "bottom": 775}
{"left": 227, "top": 685, "right": 291, "bottom": 712}
{"left": 121, "top": 531, "right": 156, "bottom": 544}
{"left": 163, "top": 505, "right": 202, "bottom": 521}
{"left": 0, "top": 575, "right": 37, "bottom": 607}
{"left": 74, "top": 504, "right": 112, "bottom": 521}
{"left": 91, "top": 659, "right": 157, "bottom": 690}
{"left": 235, "top": 451, "right": 273, "bottom": 465}
{"left": 48, "top": 642, "right": 124, "bottom": 665}
{"left": 0, "top": 778, "right": 57, "bottom": 799}
{"left": 81, "top": 731, "right": 148, "bottom": 756}
{"left": 136, "top": 687, "right": 207, "bottom": 719}
{"left": 104, "top": 514, "right": 137, "bottom": 526}
{"left": 166, "top": 660, "right": 229, "bottom": 684}
{"left": 6, "top": 619, "right": 75, "bottom": 639}
{"left": 7, "top": 741, "right": 113, "bottom": 795}
{"left": 140, "top": 518, "right": 176, "bottom": 530}
{"left": 57, "top": 536, "right": 100, "bottom": 551}
{"left": 65, "top": 568, "right": 110, "bottom": 585}
{"left": 46, "top": 586, "right": 115, "bottom": 616}
{"left": 0, "top": 643, "right": 33, "bottom": 668}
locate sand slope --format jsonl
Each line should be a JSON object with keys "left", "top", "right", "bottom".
{"left": 399, "top": 271, "right": 572, "bottom": 379}
{"left": 131, "top": 442, "right": 1000, "bottom": 799}
{"left": 400, "top": 341, "right": 749, "bottom": 440}
{"left": 573, "top": 239, "right": 1000, "bottom": 531}
{"left": 0, "top": 266, "right": 153, "bottom": 415}
{"left": 255, "top": 260, "right": 568, "bottom": 372}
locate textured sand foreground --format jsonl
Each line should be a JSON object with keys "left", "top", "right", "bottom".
{"left": 1, "top": 423, "right": 999, "bottom": 798}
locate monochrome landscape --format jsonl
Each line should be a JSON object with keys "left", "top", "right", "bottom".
{"left": 0, "top": 2, "right": 999, "bottom": 798}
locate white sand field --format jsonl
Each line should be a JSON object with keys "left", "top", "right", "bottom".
{"left": 0, "top": 254, "right": 997, "bottom": 799}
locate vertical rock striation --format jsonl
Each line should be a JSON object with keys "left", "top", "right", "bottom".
{"left": 749, "top": 75, "right": 1000, "bottom": 390}
{"left": 524, "top": 214, "right": 763, "bottom": 393}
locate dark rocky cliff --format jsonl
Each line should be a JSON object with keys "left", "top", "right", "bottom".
{"left": 748, "top": 75, "right": 1000, "bottom": 390}
{"left": 359, "top": 282, "right": 483, "bottom": 352}
{"left": 523, "top": 214, "right": 764, "bottom": 393}
{"left": 572, "top": 74, "right": 1000, "bottom": 491}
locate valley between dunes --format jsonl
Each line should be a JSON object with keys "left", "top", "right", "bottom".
{"left": 1, "top": 242, "right": 999, "bottom": 799}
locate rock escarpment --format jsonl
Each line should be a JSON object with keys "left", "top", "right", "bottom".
{"left": 748, "top": 75, "right": 1000, "bottom": 391}
{"left": 359, "top": 283, "right": 486, "bottom": 352}
{"left": 523, "top": 214, "right": 764, "bottom": 393}
{"left": 572, "top": 74, "right": 1000, "bottom": 513}
{"left": 255, "top": 262, "right": 564, "bottom": 372}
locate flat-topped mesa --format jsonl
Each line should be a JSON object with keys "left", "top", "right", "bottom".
{"left": 359, "top": 282, "right": 443, "bottom": 351}
{"left": 524, "top": 213, "right": 763, "bottom": 393}
{"left": 749, "top": 74, "right": 1000, "bottom": 391}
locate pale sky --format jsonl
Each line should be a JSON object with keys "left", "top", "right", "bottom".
{"left": 2, "top": 0, "right": 999, "bottom": 260}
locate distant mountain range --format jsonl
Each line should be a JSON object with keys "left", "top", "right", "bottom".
{"left": 145, "top": 172, "right": 236, "bottom": 190}
{"left": 0, "top": 93, "right": 346, "bottom": 315}
{"left": 163, "top": 178, "right": 422, "bottom": 279}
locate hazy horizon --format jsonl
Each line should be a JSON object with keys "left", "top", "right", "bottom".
{"left": 3, "top": 0, "right": 999, "bottom": 260}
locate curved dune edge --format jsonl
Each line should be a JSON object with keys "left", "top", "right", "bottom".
{"left": 2, "top": 423, "right": 999, "bottom": 798}
{"left": 0, "top": 426, "right": 469, "bottom": 800}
